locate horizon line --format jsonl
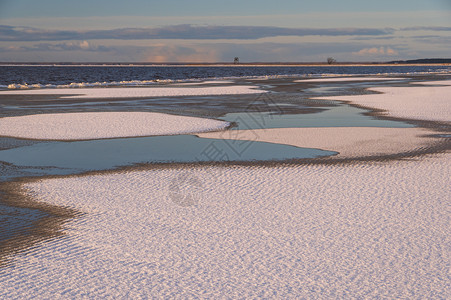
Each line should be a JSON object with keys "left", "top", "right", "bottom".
{"left": 1, "top": 59, "right": 450, "bottom": 67}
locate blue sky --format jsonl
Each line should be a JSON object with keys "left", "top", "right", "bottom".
{"left": 0, "top": 0, "right": 450, "bottom": 62}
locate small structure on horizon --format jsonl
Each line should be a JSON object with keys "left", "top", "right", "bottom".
{"left": 234, "top": 57, "right": 240, "bottom": 64}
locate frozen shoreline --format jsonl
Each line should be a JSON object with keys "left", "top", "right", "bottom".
{"left": 0, "top": 79, "right": 449, "bottom": 298}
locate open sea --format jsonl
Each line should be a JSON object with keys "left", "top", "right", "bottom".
{"left": 1, "top": 64, "right": 450, "bottom": 89}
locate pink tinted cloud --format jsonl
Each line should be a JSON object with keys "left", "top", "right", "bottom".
{"left": 353, "top": 46, "right": 398, "bottom": 56}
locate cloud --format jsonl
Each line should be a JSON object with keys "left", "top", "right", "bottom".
{"left": 409, "top": 35, "right": 451, "bottom": 46}
{"left": 401, "top": 26, "right": 451, "bottom": 31}
{"left": 353, "top": 47, "right": 398, "bottom": 56}
{"left": 0, "top": 40, "right": 375, "bottom": 63}
{"left": 142, "top": 44, "right": 220, "bottom": 63}
{"left": 351, "top": 36, "right": 397, "bottom": 41}
{"left": 0, "top": 41, "right": 110, "bottom": 52}
{"left": 0, "top": 24, "right": 395, "bottom": 41}
{"left": 2, "top": 39, "right": 447, "bottom": 63}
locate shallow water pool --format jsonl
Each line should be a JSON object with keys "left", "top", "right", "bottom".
{"left": 0, "top": 135, "right": 336, "bottom": 177}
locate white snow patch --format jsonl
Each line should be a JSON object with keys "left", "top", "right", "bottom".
{"left": 315, "top": 83, "right": 451, "bottom": 122}
{"left": 0, "top": 155, "right": 449, "bottom": 298}
{"left": 0, "top": 85, "right": 265, "bottom": 99}
{"left": 175, "top": 80, "right": 234, "bottom": 85}
{"left": 295, "top": 77, "right": 403, "bottom": 82}
{"left": 0, "top": 112, "right": 230, "bottom": 140}
{"left": 413, "top": 79, "right": 451, "bottom": 86}
{"left": 198, "top": 127, "right": 437, "bottom": 158}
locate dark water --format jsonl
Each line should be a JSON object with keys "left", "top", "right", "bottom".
{"left": 1, "top": 65, "right": 450, "bottom": 88}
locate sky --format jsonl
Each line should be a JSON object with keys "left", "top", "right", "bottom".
{"left": 0, "top": 0, "right": 450, "bottom": 63}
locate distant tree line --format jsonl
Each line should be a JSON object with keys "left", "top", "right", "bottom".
{"left": 388, "top": 58, "right": 451, "bottom": 64}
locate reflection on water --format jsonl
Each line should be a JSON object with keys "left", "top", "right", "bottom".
{"left": 303, "top": 86, "right": 342, "bottom": 93}
{"left": 0, "top": 135, "right": 336, "bottom": 177}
